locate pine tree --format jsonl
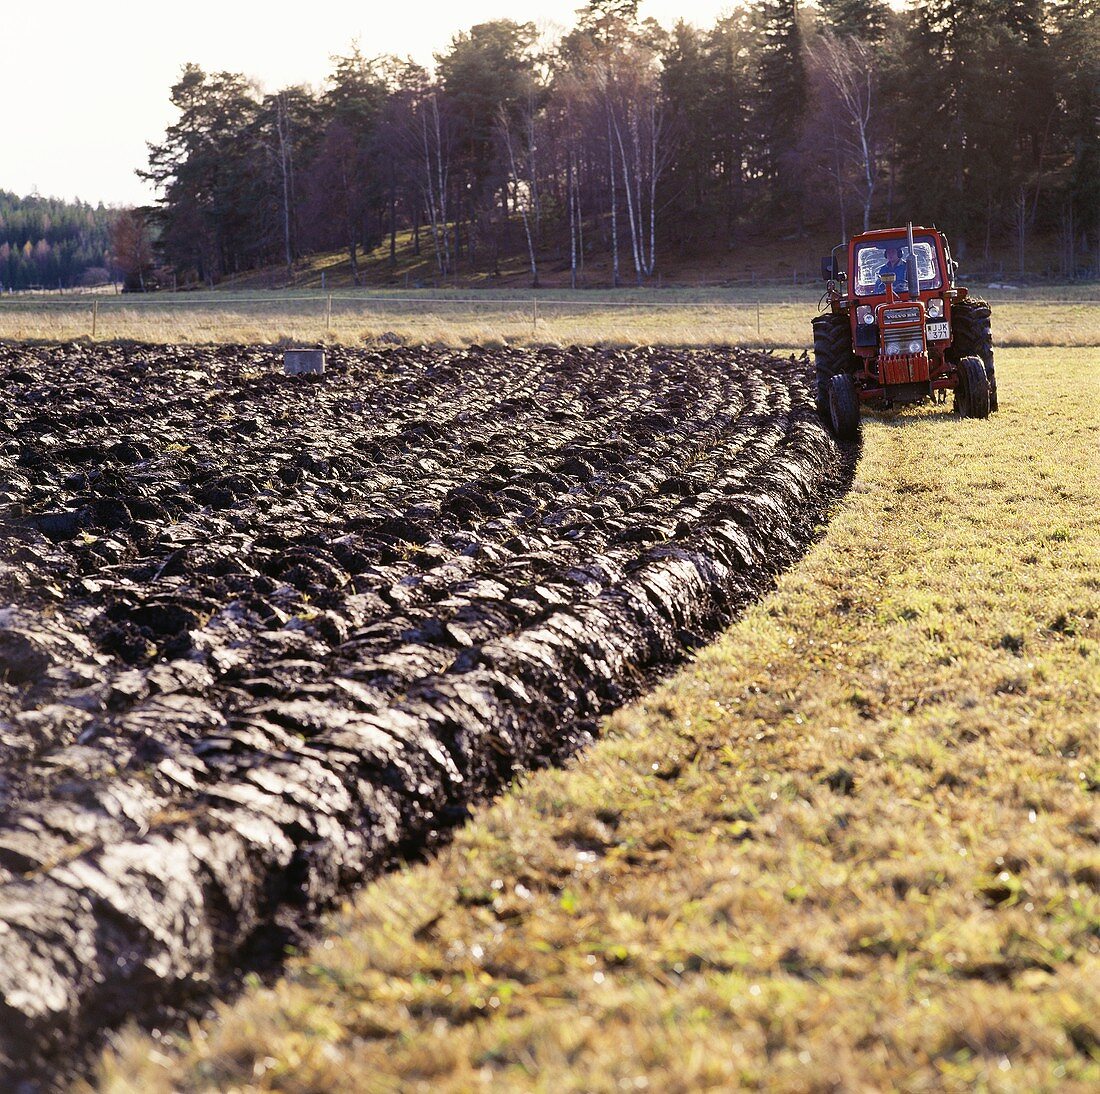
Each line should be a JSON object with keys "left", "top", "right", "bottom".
{"left": 142, "top": 65, "right": 261, "bottom": 282}
{"left": 661, "top": 21, "right": 714, "bottom": 218}
{"left": 755, "top": 0, "right": 808, "bottom": 224}
{"left": 816, "top": 0, "right": 888, "bottom": 42}
{"left": 1051, "top": 0, "right": 1099, "bottom": 275}
{"left": 437, "top": 20, "right": 539, "bottom": 267}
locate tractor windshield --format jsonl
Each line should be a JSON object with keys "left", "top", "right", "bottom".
{"left": 854, "top": 237, "right": 942, "bottom": 296}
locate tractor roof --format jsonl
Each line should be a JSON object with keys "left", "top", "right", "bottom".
{"left": 849, "top": 226, "right": 939, "bottom": 244}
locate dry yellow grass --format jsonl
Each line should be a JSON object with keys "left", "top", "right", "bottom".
{"left": 89, "top": 347, "right": 1099, "bottom": 1093}
{"left": 1, "top": 292, "right": 1097, "bottom": 349}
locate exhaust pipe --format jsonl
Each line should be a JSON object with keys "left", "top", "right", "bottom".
{"left": 906, "top": 221, "right": 919, "bottom": 299}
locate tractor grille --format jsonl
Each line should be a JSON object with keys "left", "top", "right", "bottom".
{"left": 882, "top": 320, "right": 924, "bottom": 345}
{"left": 881, "top": 305, "right": 925, "bottom": 356}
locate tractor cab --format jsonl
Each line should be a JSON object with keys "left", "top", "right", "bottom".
{"left": 850, "top": 232, "right": 950, "bottom": 298}
{"left": 822, "top": 226, "right": 957, "bottom": 296}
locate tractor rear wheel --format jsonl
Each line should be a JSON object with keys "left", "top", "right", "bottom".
{"left": 812, "top": 313, "right": 855, "bottom": 416}
{"left": 828, "top": 372, "right": 861, "bottom": 440}
{"left": 955, "top": 355, "right": 990, "bottom": 419}
{"left": 949, "top": 298, "right": 997, "bottom": 411}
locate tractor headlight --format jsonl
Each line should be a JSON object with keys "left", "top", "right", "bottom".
{"left": 908, "top": 339, "right": 923, "bottom": 354}
{"left": 926, "top": 298, "right": 944, "bottom": 318}
{"left": 857, "top": 306, "right": 874, "bottom": 325}
{"left": 885, "top": 340, "right": 903, "bottom": 356}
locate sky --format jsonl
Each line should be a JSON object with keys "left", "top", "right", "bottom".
{"left": 3, "top": 1, "right": 739, "bottom": 208}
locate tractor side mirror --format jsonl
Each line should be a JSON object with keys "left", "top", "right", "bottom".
{"left": 820, "top": 256, "right": 836, "bottom": 281}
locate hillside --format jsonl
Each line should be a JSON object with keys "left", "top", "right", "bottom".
{"left": 216, "top": 226, "right": 1083, "bottom": 293}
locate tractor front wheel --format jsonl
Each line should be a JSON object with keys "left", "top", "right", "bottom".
{"left": 955, "top": 356, "right": 991, "bottom": 420}
{"left": 828, "top": 373, "right": 861, "bottom": 440}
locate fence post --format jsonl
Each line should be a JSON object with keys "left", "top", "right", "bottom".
{"left": 532, "top": 298, "right": 538, "bottom": 333}
{"left": 756, "top": 300, "right": 761, "bottom": 336}
{"left": 91, "top": 299, "right": 98, "bottom": 338}
{"left": 325, "top": 293, "right": 332, "bottom": 335}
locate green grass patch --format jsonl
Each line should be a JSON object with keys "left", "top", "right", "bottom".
{"left": 93, "top": 348, "right": 1099, "bottom": 1092}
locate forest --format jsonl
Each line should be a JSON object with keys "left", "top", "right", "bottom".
{"left": 0, "top": 192, "right": 114, "bottom": 291}
{"left": 137, "top": 0, "right": 1097, "bottom": 286}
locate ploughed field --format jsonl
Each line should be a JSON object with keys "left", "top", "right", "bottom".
{"left": 0, "top": 342, "right": 848, "bottom": 1080}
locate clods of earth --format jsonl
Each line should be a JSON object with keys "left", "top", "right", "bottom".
{"left": 0, "top": 342, "right": 850, "bottom": 1082}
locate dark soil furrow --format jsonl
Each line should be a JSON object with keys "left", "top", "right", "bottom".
{"left": 0, "top": 342, "right": 851, "bottom": 1085}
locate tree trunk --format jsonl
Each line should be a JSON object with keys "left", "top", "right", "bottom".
{"left": 502, "top": 117, "right": 539, "bottom": 288}
{"left": 574, "top": 156, "right": 584, "bottom": 280}
{"left": 608, "top": 113, "right": 619, "bottom": 288}
{"left": 276, "top": 97, "right": 293, "bottom": 272}
{"left": 611, "top": 109, "right": 643, "bottom": 283}
{"left": 569, "top": 152, "right": 577, "bottom": 290}
{"left": 646, "top": 101, "right": 659, "bottom": 278}
{"left": 389, "top": 166, "right": 397, "bottom": 268}
{"left": 1016, "top": 188, "right": 1028, "bottom": 275}
{"left": 432, "top": 96, "right": 451, "bottom": 276}
{"left": 527, "top": 105, "right": 541, "bottom": 239}
{"left": 422, "top": 100, "right": 449, "bottom": 277}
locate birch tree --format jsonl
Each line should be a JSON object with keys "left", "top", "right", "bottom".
{"left": 498, "top": 106, "right": 540, "bottom": 285}
{"left": 420, "top": 93, "right": 453, "bottom": 277}
{"left": 602, "top": 53, "right": 670, "bottom": 280}
{"left": 270, "top": 92, "right": 296, "bottom": 271}
{"left": 807, "top": 30, "right": 877, "bottom": 231}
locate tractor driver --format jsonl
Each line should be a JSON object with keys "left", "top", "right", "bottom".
{"left": 874, "top": 245, "right": 908, "bottom": 293}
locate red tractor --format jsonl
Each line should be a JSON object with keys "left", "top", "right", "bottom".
{"left": 813, "top": 224, "right": 996, "bottom": 439}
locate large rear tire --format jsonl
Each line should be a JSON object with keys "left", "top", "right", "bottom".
{"left": 949, "top": 298, "right": 997, "bottom": 411}
{"left": 812, "top": 313, "right": 855, "bottom": 416}
{"left": 955, "top": 355, "right": 990, "bottom": 419}
{"left": 828, "top": 372, "right": 861, "bottom": 440}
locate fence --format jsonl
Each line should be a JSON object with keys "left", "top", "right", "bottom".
{"left": 0, "top": 290, "right": 1095, "bottom": 348}
{"left": 0, "top": 292, "right": 807, "bottom": 337}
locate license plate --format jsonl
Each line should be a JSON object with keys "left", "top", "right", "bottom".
{"left": 927, "top": 321, "right": 950, "bottom": 341}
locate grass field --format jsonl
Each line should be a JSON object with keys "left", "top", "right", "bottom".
{"left": 1, "top": 287, "right": 1097, "bottom": 349}
{"left": 90, "top": 346, "right": 1099, "bottom": 1092}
